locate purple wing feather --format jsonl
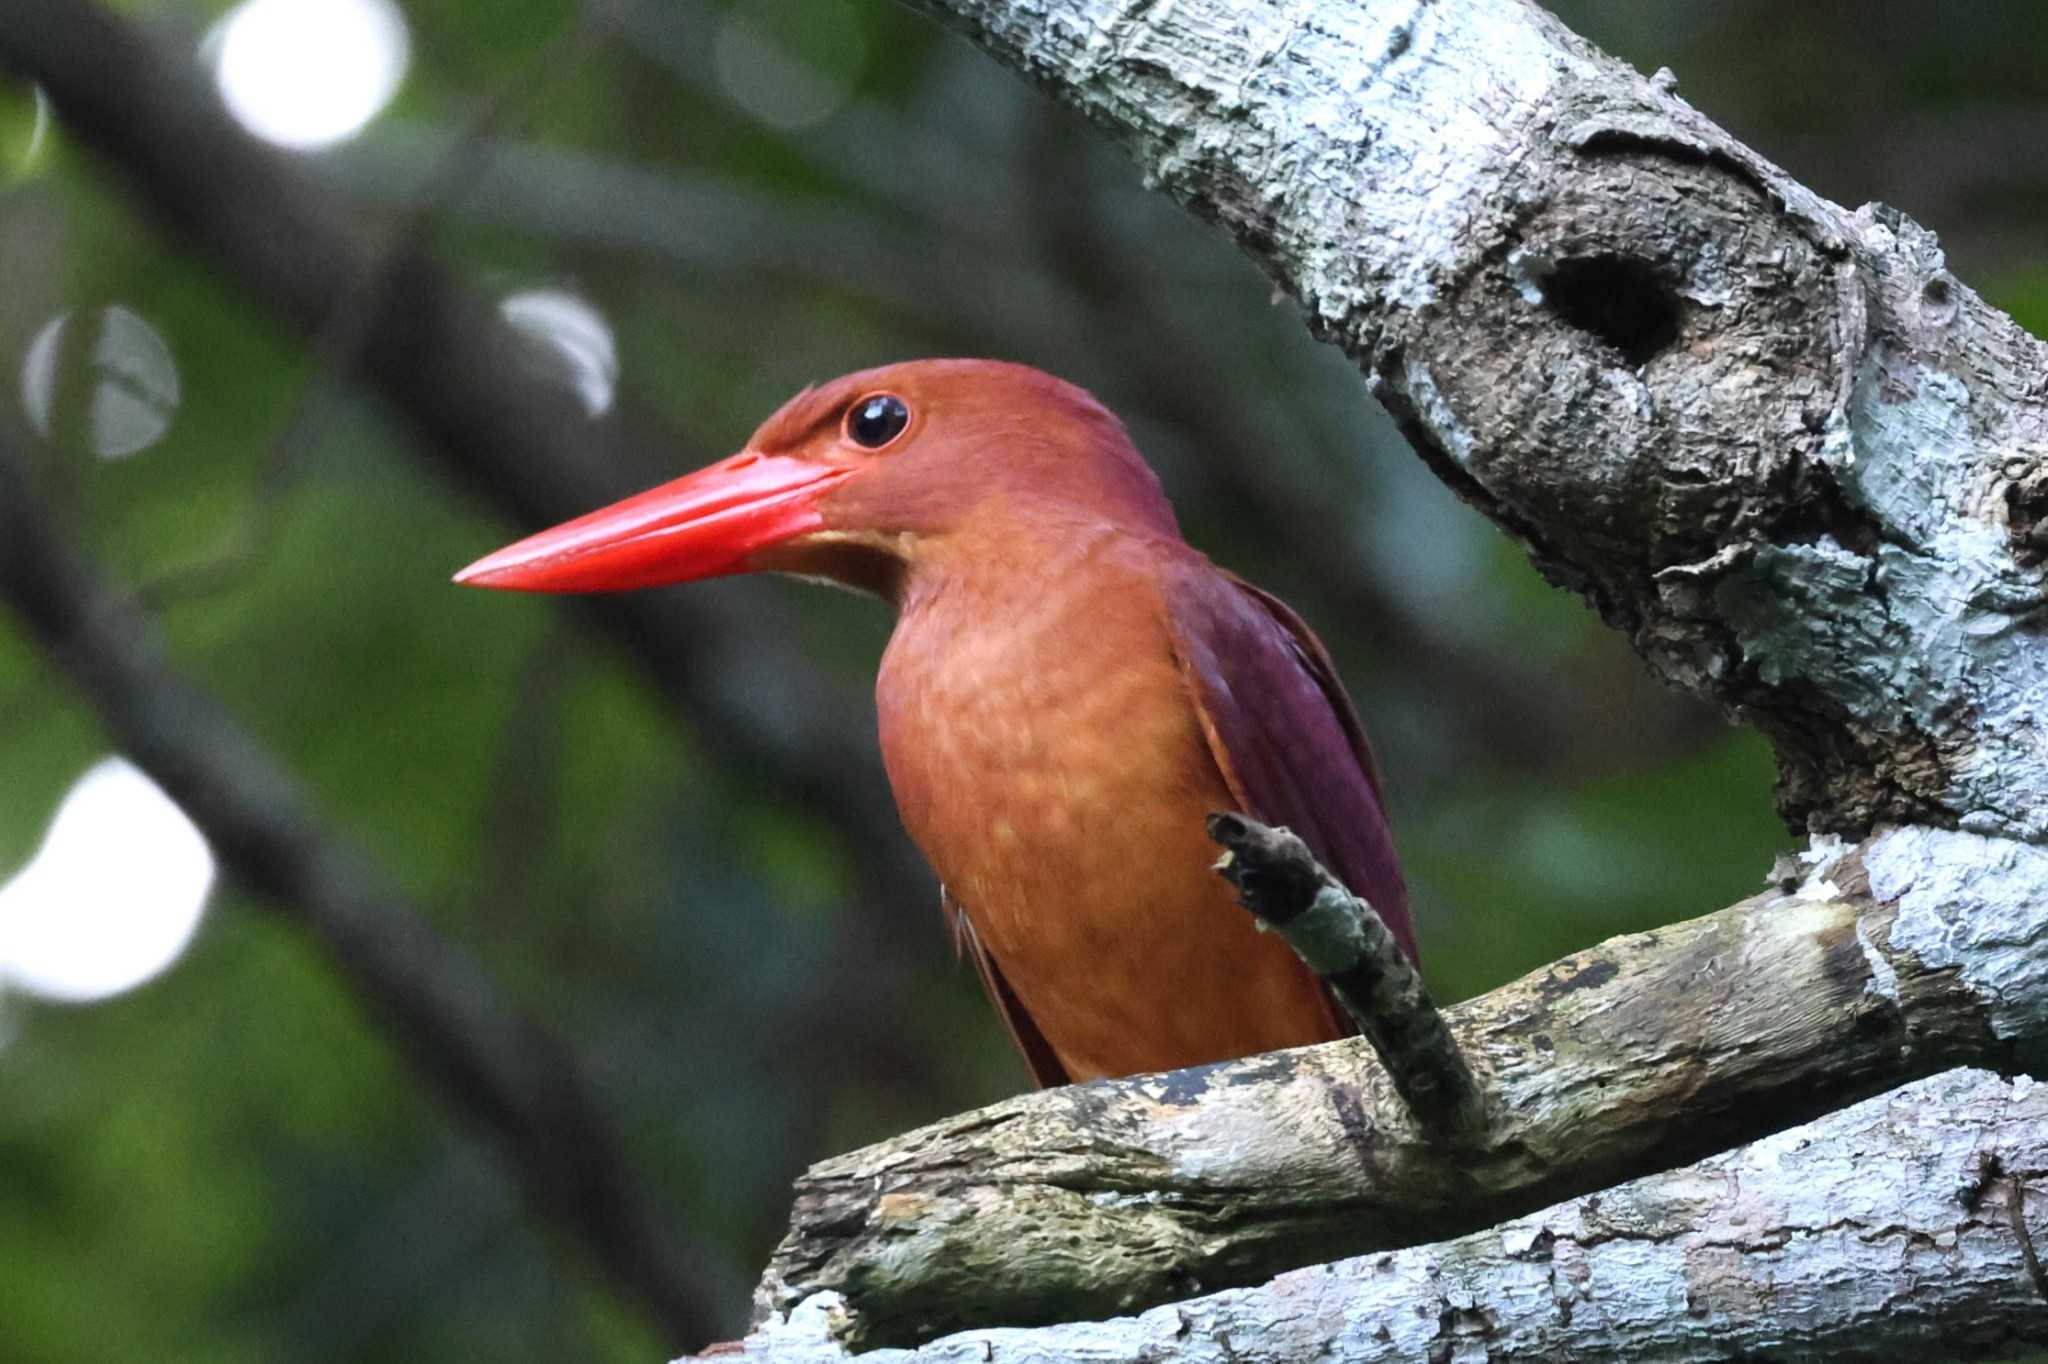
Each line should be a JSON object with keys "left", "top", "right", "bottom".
{"left": 944, "top": 885, "right": 1071, "bottom": 1087}
{"left": 1165, "top": 563, "right": 1417, "bottom": 965}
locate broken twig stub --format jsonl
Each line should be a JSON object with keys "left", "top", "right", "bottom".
{"left": 1207, "top": 812, "right": 1486, "bottom": 1142}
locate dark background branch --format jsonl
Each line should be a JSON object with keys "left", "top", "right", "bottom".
{"left": 0, "top": 0, "right": 931, "bottom": 913}
{"left": 0, "top": 421, "right": 732, "bottom": 1348}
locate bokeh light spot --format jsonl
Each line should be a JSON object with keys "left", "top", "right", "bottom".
{"left": 20, "top": 305, "right": 183, "bottom": 460}
{"left": 500, "top": 289, "right": 619, "bottom": 418}
{"left": 0, "top": 82, "right": 51, "bottom": 183}
{"left": 211, "top": 0, "right": 411, "bottom": 151}
{"left": 0, "top": 758, "right": 216, "bottom": 1005}
{"left": 713, "top": 0, "right": 865, "bottom": 131}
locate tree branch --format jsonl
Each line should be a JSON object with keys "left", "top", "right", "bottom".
{"left": 693, "top": 1067, "right": 2048, "bottom": 1361}
{"left": 894, "top": 0, "right": 2048, "bottom": 844}
{"left": 748, "top": 825, "right": 2045, "bottom": 1346}
{"left": 0, "top": 426, "right": 732, "bottom": 1347}
{"left": 1207, "top": 813, "right": 1483, "bottom": 1141}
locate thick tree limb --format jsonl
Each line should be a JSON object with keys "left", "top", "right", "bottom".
{"left": 694, "top": 1067, "right": 2048, "bottom": 1361}
{"left": 749, "top": 825, "right": 2045, "bottom": 1345}
{"left": 897, "top": 0, "right": 2048, "bottom": 844}
{"left": 1207, "top": 813, "right": 1483, "bottom": 1141}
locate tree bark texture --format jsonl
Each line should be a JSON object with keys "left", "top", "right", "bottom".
{"left": 893, "top": 0, "right": 2048, "bottom": 845}
{"left": 1207, "top": 813, "right": 1485, "bottom": 1142}
{"left": 751, "top": 831, "right": 2048, "bottom": 1346}
{"left": 697, "top": 1068, "right": 2048, "bottom": 1361}
{"left": 715, "top": 0, "right": 2048, "bottom": 1352}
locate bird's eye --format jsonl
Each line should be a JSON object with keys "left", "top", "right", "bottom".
{"left": 845, "top": 393, "right": 910, "bottom": 449}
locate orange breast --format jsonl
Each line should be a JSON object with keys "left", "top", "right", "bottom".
{"left": 875, "top": 534, "right": 1342, "bottom": 1080}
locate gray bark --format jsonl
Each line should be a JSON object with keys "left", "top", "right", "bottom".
{"left": 745, "top": 831, "right": 2045, "bottom": 1347}
{"left": 695, "top": 1068, "right": 2048, "bottom": 1362}
{"left": 1208, "top": 813, "right": 1484, "bottom": 1141}
{"left": 893, "top": 0, "right": 2048, "bottom": 843}
{"left": 701, "top": 0, "right": 2048, "bottom": 1355}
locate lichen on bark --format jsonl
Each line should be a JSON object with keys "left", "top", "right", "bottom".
{"left": 705, "top": 1068, "right": 2048, "bottom": 1361}
{"left": 903, "top": 0, "right": 2048, "bottom": 844}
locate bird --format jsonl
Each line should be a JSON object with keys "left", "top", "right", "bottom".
{"left": 456, "top": 360, "right": 1411, "bottom": 1086}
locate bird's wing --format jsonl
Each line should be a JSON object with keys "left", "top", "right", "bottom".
{"left": 943, "top": 885, "right": 1071, "bottom": 1088}
{"left": 1163, "top": 564, "right": 1417, "bottom": 965}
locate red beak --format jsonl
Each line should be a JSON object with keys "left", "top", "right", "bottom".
{"left": 454, "top": 453, "right": 855, "bottom": 593}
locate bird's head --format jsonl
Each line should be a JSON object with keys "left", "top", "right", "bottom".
{"left": 454, "top": 359, "right": 1178, "bottom": 602}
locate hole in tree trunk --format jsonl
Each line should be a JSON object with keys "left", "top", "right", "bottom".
{"left": 1542, "top": 255, "right": 1682, "bottom": 366}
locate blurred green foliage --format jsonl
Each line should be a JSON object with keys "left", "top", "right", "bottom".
{"left": 0, "top": 1, "right": 2041, "bottom": 1359}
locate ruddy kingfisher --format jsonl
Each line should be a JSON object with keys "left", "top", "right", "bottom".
{"left": 457, "top": 360, "right": 1411, "bottom": 1086}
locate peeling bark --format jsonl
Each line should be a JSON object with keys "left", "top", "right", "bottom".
{"left": 697, "top": 1068, "right": 2048, "bottom": 1362}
